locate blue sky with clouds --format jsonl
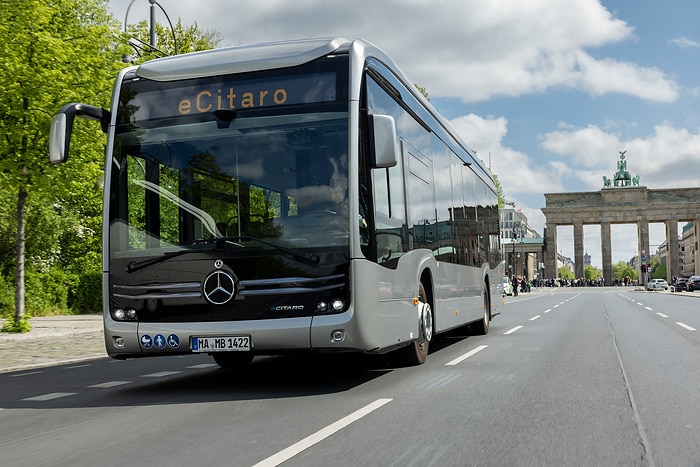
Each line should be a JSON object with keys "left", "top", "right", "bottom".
{"left": 109, "top": 0, "right": 700, "bottom": 267}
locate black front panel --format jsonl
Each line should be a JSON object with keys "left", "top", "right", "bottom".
{"left": 110, "top": 249, "right": 349, "bottom": 323}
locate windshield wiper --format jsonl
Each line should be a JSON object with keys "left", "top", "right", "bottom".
{"left": 217, "top": 236, "right": 320, "bottom": 265}
{"left": 125, "top": 248, "right": 206, "bottom": 274}
{"left": 125, "top": 236, "right": 319, "bottom": 274}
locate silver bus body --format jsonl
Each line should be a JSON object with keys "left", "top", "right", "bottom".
{"left": 50, "top": 38, "right": 504, "bottom": 366}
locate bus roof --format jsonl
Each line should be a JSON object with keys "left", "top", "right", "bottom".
{"left": 136, "top": 37, "right": 351, "bottom": 82}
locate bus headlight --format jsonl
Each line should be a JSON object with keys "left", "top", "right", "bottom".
{"left": 112, "top": 308, "right": 138, "bottom": 321}
{"left": 331, "top": 299, "right": 345, "bottom": 312}
{"left": 317, "top": 301, "right": 328, "bottom": 312}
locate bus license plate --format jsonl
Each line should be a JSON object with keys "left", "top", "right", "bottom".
{"left": 191, "top": 336, "right": 251, "bottom": 352}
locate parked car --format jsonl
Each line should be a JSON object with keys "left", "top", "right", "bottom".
{"left": 686, "top": 276, "right": 700, "bottom": 292}
{"left": 502, "top": 276, "right": 513, "bottom": 296}
{"left": 674, "top": 277, "right": 688, "bottom": 292}
{"left": 645, "top": 278, "right": 669, "bottom": 291}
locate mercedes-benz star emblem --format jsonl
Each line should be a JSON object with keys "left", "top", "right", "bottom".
{"left": 203, "top": 270, "right": 236, "bottom": 305}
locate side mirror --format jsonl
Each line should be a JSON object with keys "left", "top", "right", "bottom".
{"left": 49, "top": 103, "right": 110, "bottom": 164}
{"left": 369, "top": 114, "right": 398, "bottom": 168}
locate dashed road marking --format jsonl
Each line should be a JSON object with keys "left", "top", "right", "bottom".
{"left": 529, "top": 315, "right": 541, "bottom": 321}
{"left": 89, "top": 381, "right": 132, "bottom": 388}
{"left": 504, "top": 326, "right": 523, "bottom": 335}
{"left": 142, "top": 371, "right": 182, "bottom": 378}
{"left": 252, "top": 398, "right": 393, "bottom": 467}
{"left": 22, "top": 392, "right": 77, "bottom": 401}
{"left": 676, "top": 322, "right": 697, "bottom": 331}
{"left": 445, "top": 345, "right": 488, "bottom": 366}
{"left": 10, "top": 371, "right": 42, "bottom": 378}
{"left": 657, "top": 313, "right": 669, "bottom": 318}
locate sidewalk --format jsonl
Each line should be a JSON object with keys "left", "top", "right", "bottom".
{"left": 0, "top": 315, "right": 106, "bottom": 373}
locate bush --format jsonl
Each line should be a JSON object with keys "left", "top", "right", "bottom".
{"left": 69, "top": 272, "right": 102, "bottom": 313}
{"left": 1, "top": 316, "right": 31, "bottom": 333}
{"left": 25, "top": 269, "right": 72, "bottom": 316}
{"left": 0, "top": 268, "right": 102, "bottom": 317}
{"left": 0, "top": 274, "right": 15, "bottom": 319}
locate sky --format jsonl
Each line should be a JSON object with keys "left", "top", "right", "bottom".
{"left": 108, "top": 0, "right": 700, "bottom": 268}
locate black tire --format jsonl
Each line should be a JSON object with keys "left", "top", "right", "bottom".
{"left": 212, "top": 352, "right": 254, "bottom": 369}
{"left": 471, "top": 282, "right": 491, "bottom": 335}
{"left": 400, "top": 282, "right": 433, "bottom": 365}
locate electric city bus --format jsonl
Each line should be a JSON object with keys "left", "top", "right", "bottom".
{"left": 49, "top": 37, "right": 504, "bottom": 368}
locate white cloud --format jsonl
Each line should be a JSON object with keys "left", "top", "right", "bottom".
{"left": 111, "top": 0, "right": 679, "bottom": 103}
{"left": 448, "top": 114, "right": 564, "bottom": 198}
{"left": 671, "top": 36, "right": 700, "bottom": 49}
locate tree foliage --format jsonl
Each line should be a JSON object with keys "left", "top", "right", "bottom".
{"left": 123, "top": 19, "right": 222, "bottom": 63}
{"left": 649, "top": 256, "right": 666, "bottom": 280}
{"left": 612, "top": 261, "right": 637, "bottom": 281}
{"left": 0, "top": 0, "right": 221, "bottom": 325}
{"left": 558, "top": 266, "right": 574, "bottom": 280}
{"left": 0, "top": 0, "right": 121, "bottom": 324}
{"left": 584, "top": 264, "right": 602, "bottom": 281}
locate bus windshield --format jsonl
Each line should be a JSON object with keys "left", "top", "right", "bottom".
{"left": 109, "top": 71, "right": 349, "bottom": 260}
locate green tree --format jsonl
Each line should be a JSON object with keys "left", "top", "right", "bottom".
{"left": 0, "top": 0, "right": 122, "bottom": 328}
{"left": 612, "top": 261, "right": 637, "bottom": 282}
{"left": 492, "top": 173, "right": 505, "bottom": 209}
{"left": 124, "top": 19, "right": 222, "bottom": 63}
{"left": 649, "top": 256, "right": 666, "bottom": 279}
{"left": 558, "top": 266, "right": 574, "bottom": 280}
{"left": 414, "top": 84, "right": 430, "bottom": 101}
{"left": 584, "top": 264, "right": 602, "bottom": 281}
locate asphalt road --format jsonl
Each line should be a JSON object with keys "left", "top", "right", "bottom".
{"left": 0, "top": 287, "right": 698, "bottom": 466}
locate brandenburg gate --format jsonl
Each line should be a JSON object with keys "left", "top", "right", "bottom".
{"left": 541, "top": 152, "right": 700, "bottom": 284}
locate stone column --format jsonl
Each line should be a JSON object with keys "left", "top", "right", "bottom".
{"left": 601, "top": 223, "right": 612, "bottom": 285}
{"left": 666, "top": 219, "right": 679, "bottom": 281}
{"left": 544, "top": 224, "right": 557, "bottom": 280}
{"left": 638, "top": 219, "right": 650, "bottom": 285}
{"left": 695, "top": 220, "right": 700, "bottom": 276}
{"left": 574, "top": 222, "right": 584, "bottom": 279}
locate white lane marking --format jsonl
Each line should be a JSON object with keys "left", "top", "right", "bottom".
{"left": 529, "top": 315, "right": 541, "bottom": 321}
{"left": 656, "top": 313, "right": 669, "bottom": 318}
{"left": 553, "top": 304, "right": 560, "bottom": 308}
{"left": 445, "top": 345, "right": 488, "bottom": 366}
{"left": 252, "top": 398, "right": 392, "bottom": 467}
{"left": 645, "top": 307, "right": 653, "bottom": 311}
{"left": 10, "top": 371, "right": 42, "bottom": 378}
{"left": 65, "top": 364, "right": 91, "bottom": 369}
{"left": 187, "top": 363, "right": 218, "bottom": 369}
{"left": 89, "top": 381, "right": 132, "bottom": 388}
{"left": 636, "top": 302, "right": 644, "bottom": 306}
{"left": 142, "top": 371, "right": 182, "bottom": 378}
{"left": 22, "top": 392, "right": 77, "bottom": 401}
{"left": 504, "top": 326, "right": 523, "bottom": 335}
{"left": 544, "top": 308, "right": 552, "bottom": 313}
{"left": 676, "top": 322, "right": 697, "bottom": 331}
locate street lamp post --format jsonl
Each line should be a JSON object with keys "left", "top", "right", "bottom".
{"left": 122, "top": 0, "right": 178, "bottom": 63}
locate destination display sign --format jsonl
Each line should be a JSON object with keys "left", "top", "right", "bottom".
{"left": 121, "top": 72, "right": 337, "bottom": 122}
